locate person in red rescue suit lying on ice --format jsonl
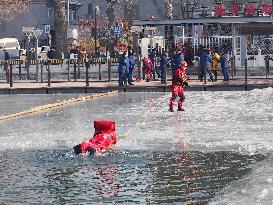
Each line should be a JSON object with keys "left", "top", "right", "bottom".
{"left": 169, "top": 61, "right": 189, "bottom": 112}
{"left": 73, "top": 120, "right": 117, "bottom": 155}
{"left": 142, "top": 57, "right": 154, "bottom": 82}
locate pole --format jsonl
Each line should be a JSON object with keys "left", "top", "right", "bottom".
{"left": 35, "top": 36, "right": 39, "bottom": 83}
{"left": 26, "top": 37, "right": 30, "bottom": 80}
{"left": 77, "top": 59, "right": 80, "bottom": 79}
{"left": 98, "top": 60, "right": 102, "bottom": 80}
{"left": 85, "top": 57, "right": 89, "bottom": 87}
{"left": 9, "top": 60, "right": 13, "bottom": 88}
{"left": 19, "top": 62, "right": 22, "bottom": 80}
{"left": 108, "top": 57, "right": 111, "bottom": 82}
{"left": 47, "top": 60, "right": 51, "bottom": 88}
{"left": 74, "top": 61, "right": 77, "bottom": 82}
{"left": 245, "top": 58, "right": 248, "bottom": 91}
{"left": 94, "top": 8, "right": 97, "bottom": 55}
{"left": 68, "top": 58, "right": 70, "bottom": 81}
{"left": 41, "top": 63, "right": 43, "bottom": 83}
{"left": 67, "top": 0, "right": 70, "bottom": 34}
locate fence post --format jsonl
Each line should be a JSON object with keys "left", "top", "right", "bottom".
{"left": 265, "top": 55, "right": 269, "bottom": 79}
{"left": 19, "top": 62, "right": 22, "bottom": 80}
{"left": 108, "top": 58, "right": 111, "bottom": 82}
{"left": 77, "top": 59, "right": 80, "bottom": 79}
{"left": 40, "top": 62, "right": 43, "bottom": 83}
{"left": 9, "top": 61, "right": 13, "bottom": 88}
{"left": 164, "top": 58, "right": 167, "bottom": 87}
{"left": 99, "top": 59, "right": 102, "bottom": 80}
{"left": 74, "top": 61, "right": 77, "bottom": 82}
{"left": 204, "top": 64, "right": 207, "bottom": 85}
{"left": 245, "top": 58, "right": 248, "bottom": 91}
{"left": 85, "top": 58, "right": 90, "bottom": 87}
{"left": 153, "top": 59, "right": 156, "bottom": 80}
{"left": 47, "top": 60, "right": 51, "bottom": 88}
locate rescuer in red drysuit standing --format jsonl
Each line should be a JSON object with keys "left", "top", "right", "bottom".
{"left": 73, "top": 120, "right": 117, "bottom": 155}
{"left": 169, "top": 61, "right": 189, "bottom": 112}
{"left": 142, "top": 57, "right": 154, "bottom": 82}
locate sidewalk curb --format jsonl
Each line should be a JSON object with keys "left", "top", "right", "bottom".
{"left": 0, "top": 83, "right": 272, "bottom": 94}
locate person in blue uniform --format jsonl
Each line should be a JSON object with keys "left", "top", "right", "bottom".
{"left": 127, "top": 49, "right": 135, "bottom": 85}
{"left": 159, "top": 49, "right": 168, "bottom": 84}
{"left": 149, "top": 49, "right": 159, "bottom": 78}
{"left": 199, "top": 48, "right": 214, "bottom": 82}
{"left": 118, "top": 51, "right": 128, "bottom": 87}
{"left": 173, "top": 50, "right": 184, "bottom": 71}
{"left": 219, "top": 50, "right": 229, "bottom": 81}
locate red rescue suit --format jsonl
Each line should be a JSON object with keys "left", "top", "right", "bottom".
{"left": 169, "top": 62, "right": 188, "bottom": 112}
{"left": 74, "top": 120, "right": 117, "bottom": 155}
{"left": 142, "top": 57, "right": 154, "bottom": 81}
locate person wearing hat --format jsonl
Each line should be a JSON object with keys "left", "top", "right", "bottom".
{"left": 210, "top": 49, "right": 220, "bottom": 81}
{"left": 169, "top": 61, "right": 189, "bottom": 112}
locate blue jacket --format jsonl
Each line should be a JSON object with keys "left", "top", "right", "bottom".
{"left": 200, "top": 52, "right": 212, "bottom": 67}
{"left": 118, "top": 55, "right": 128, "bottom": 73}
{"left": 128, "top": 54, "right": 135, "bottom": 69}
{"left": 220, "top": 55, "right": 229, "bottom": 69}
{"left": 160, "top": 53, "right": 167, "bottom": 68}
{"left": 149, "top": 52, "right": 156, "bottom": 63}
{"left": 173, "top": 53, "right": 184, "bottom": 70}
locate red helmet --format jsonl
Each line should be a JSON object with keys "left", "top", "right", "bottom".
{"left": 181, "top": 61, "right": 188, "bottom": 68}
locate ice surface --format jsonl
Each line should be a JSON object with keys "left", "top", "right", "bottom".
{"left": 0, "top": 88, "right": 272, "bottom": 204}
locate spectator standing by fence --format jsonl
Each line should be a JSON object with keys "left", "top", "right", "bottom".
{"left": 118, "top": 51, "right": 128, "bottom": 87}
{"left": 47, "top": 47, "right": 56, "bottom": 59}
{"left": 127, "top": 49, "right": 135, "bottom": 85}
{"left": 199, "top": 48, "right": 214, "bottom": 82}
{"left": 220, "top": 50, "right": 230, "bottom": 81}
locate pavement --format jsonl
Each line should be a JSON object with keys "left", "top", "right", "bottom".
{"left": 0, "top": 76, "right": 272, "bottom": 94}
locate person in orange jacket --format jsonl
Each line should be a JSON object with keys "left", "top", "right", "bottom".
{"left": 73, "top": 120, "right": 117, "bottom": 155}
{"left": 169, "top": 61, "right": 189, "bottom": 112}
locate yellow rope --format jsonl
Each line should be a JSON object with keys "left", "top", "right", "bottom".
{"left": 121, "top": 92, "right": 171, "bottom": 140}
{"left": 0, "top": 91, "right": 119, "bottom": 122}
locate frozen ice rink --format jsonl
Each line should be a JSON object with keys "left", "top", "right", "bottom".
{"left": 0, "top": 89, "right": 273, "bottom": 204}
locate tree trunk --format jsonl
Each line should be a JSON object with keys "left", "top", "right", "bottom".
{"left": 106, "top": 0, "right": 118, "bottom": 55}
{"left": 52, "top": 0, "right": 67, "bottom": 58}
{"left": 165, "top": 0, "right": 173, "bottom": 19}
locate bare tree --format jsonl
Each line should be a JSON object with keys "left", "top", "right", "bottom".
{"left": 0, "top": 0, "right": 29, "bottom": 21}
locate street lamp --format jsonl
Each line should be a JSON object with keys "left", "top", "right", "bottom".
{"left": 94, "top": 6, "right": 100, "bottom": 55}
{"left": 21, "top": 27, "right": 43, "bottom": 83}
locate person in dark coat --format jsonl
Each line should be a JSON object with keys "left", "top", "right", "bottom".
{"left": 220, "top": 51, "right": 229, "bottom": 81}
{"left": 47, "top": 47, "right": 56, "bottom": 59}
{"left": 199, "top": 48, "right": 214, "bottom": 82}
{"left": 127, "top": 49, "right": 135, "bottom": 85}
{"left": 118, "top": 51, "right": 128, "bottom": 87}
{"left": 159, "top": 49, "right": 168, "bottom": 84}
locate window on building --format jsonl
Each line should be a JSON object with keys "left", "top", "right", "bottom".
{"left": 71, "top": 10, "right": 76, "bottom": 21}
{"left": 48, "top": 7, "right": 52, "bottom": 19}
{"left": 88, "top": 4, "right": 93, "bottom": 17}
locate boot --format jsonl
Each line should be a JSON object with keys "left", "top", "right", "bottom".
{"left": 178, "top": 107, "right": 185, "bottom": 111}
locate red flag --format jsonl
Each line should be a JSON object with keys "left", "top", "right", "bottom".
{"left": 244, "top": 4, "right": 256, "bottom": 16}
{"left": 230, "top": 4, "right": 239, "bottom": 16}
{"left": 261, "top": 4, "right": 272, "bottom": 15}
{"left": 215, "top": 5, "right": 226, "bottom": 17}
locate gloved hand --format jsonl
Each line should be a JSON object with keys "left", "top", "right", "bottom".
{"left": 89, "top": 147, "right": 96, "bottom": 155}
{"left": 183, "top": 81, "right": 189, "bottom": 86}
{"left": 73, "top": 144, "right": 81, "bottom": 155}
